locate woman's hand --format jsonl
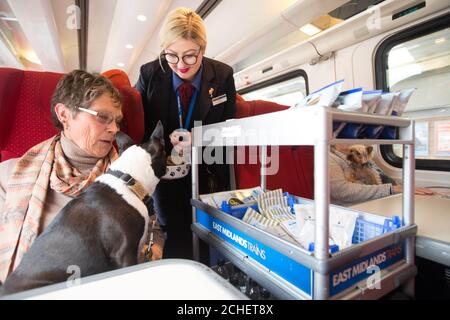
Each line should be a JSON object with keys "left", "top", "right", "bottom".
{"left": 170, "top": 130, "right": 192, "bottom": 150}
{"left": 392, "top": 185, "right": 402, "bottom": 194}
{"left": 141, "top": 215, "right": 165, "bottom": 261}
{"left": 169, "top": 129, "right": 192, "bottom": 163}
{"left": 414, "top": 187, "right": 435, "bottom": 195}
{"left": 392, "top": 184, "right": 435, "bottom": 195}
{"left": 149, "top": 244, "right": 163, "bottom": 261}
{"left": 141, "top": 243, "right": 163, "bottom": 261}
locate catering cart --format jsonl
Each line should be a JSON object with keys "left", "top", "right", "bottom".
{"left": 191, "top": 106, "right": 417, "bottom": 300}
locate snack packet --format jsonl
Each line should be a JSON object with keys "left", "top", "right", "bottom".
{"left": 293, "top": 204, "right": 358, "bottom": 250}
{"left": 242, "top": 207, "right": 279, "bottom": 229}
{"left": 293, "top": 79, "right": 344, "bottom": 108}
{"left": 332, "top": 88, "right": 363, "bottom": 138}
{"left": 379, "top": 88, "right": 416, "bottom": 139}
{"left": 363, "top": 92, "right": 399, "bottom": 139}
{"left": 341, "top": 90, "right": 382, "bottom": 138}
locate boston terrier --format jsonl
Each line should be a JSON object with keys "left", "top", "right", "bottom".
{"left": 0, "top": 121, "right": 166, "bottom": 296}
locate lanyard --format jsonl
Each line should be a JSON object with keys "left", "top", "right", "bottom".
{"left": 176, "top": 89, "right": 198, "bottom": 130}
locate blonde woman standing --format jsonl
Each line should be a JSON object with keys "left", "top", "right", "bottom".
{"left": 136, "top": 7, "right": 236, "bottom": 260}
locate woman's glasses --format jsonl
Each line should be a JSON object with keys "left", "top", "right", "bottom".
{"left": 76, "top": 107, "right": 123, "bottom": 128}
{"left": 162, "top": 49, "right": 201, "bottom": 65}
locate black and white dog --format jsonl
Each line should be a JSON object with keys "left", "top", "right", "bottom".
{"left": 0, "top": 122, "right": 166, "bottom": 296}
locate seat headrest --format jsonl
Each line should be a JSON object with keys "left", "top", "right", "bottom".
{"left": 236, "top": 93, "right": 246, "bottom": 102}
{"left": 0, "top": 68, "right": 62, "bottom": 162}
{"left": 101, "top": 69, "right": 132, "bottom": 87}
{"left": 101, "top": 69, "right": 144, "bottom": 144}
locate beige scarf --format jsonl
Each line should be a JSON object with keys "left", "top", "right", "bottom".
{"left": 0, "top": 135, "right": 118, "bottom": 282}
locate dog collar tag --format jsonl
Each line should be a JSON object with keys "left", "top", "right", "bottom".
{"left": 107, "top": 170, "right": 149, "bottom": 202}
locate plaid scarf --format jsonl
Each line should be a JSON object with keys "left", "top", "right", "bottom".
{"left": 0, "top": 135, "right": 118, "bottom": 282}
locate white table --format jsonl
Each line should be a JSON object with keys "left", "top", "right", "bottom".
{"left": 2, "top": 259, "right": 247, "bottom": 300}
{"left": 351, "top": 194, "right": 450, "bottom": 266}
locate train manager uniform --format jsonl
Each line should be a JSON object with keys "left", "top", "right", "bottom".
{"left": 135, "top": 56, "right": 236, "bottom": 259}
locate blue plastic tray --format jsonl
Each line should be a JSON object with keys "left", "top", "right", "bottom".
{"left": 352, "top": 215, "right": 401, "bottom": 244}
{"left": 220, "top": 193, "right": 401, "bottom": 253}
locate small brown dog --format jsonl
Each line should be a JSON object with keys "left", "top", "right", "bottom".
{"left": 345, "top": 145, "right": 382, "bottom": 185}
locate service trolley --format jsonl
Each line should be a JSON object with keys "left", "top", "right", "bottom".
{"left": 190, "top": 106, "right": 417, "bottom": 300}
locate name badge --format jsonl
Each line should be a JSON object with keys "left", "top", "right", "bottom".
{"left": 212, "top": 94, "right": 227, "bottom": 106}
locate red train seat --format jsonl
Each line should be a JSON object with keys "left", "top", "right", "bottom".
{"left": 234, "top": 98, "right": 314, "bottom": 199}
{"left": 0, "top": 68, "right": 62, "bottom": 162}
{"left": 0, "top": 68, "right": 144, "bottom": 162}
{"left": 101, "top": 69, "right": 144, "bottom": 143}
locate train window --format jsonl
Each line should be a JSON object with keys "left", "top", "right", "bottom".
{"left": 238, "top": 70, "right": 309, "bottom": 107}
{"left": 376, "top": 14, "right": 450, "bottom": 171}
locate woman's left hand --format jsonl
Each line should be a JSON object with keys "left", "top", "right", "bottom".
{"left": 169, "top": 129, "right": 192, "bottom": 163}
{"left": 170, "top": 129, "right": 192, "bottom": 151}
{"left": 393, "top": 185, "right": 436, "bottom": 196}
{"left": 414, "top": 187, "right": 436, "bottom": 195}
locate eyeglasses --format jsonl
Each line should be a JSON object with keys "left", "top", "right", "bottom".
{"left": 162, "top": 49, "right": 201, "bottom": 66}
{"left": 76, "top": 107, "right": 123, "bottom": 128}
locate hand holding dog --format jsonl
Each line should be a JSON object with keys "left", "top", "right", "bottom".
{"left": 141, "top": 215, "right": 165, "bottom": 262}
{"left": 170, "top": 129, "right": 191, "bottom": 151}
{"left": 170, "top": 129, "right": 192, "bottom": 164}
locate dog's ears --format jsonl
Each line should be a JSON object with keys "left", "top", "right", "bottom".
{"left": 115, "top": 131, "right": 135, "bottom": 155}
{"left": 150, "top": 121, "right": 164, "bottom": 142}
{"left": 366, "top": 146, "right": 373, "bottom": 154}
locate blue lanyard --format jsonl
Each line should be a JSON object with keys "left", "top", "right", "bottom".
{"left": 176, "top": 89, "right": 198, "bottom": 130}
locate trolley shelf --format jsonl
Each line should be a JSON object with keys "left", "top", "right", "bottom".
{"left": 191, "top": 106, "right": 417, "bottom": 300}
{"left": 192, "top": 106, "right": 414, "bottom": 147}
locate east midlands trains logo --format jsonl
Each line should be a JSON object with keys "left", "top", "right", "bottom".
{"left": 212, "top": 221, "right": 266, "bottom": 260}
{"left": 331, "top": 243, "right": 404, "bottom": 294}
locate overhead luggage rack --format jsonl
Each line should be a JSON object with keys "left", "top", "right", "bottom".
{"left": 191, "top": 106, "right": 417, "bottom": 300}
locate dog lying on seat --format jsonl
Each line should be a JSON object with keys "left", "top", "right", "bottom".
{"left": 0, "top": 122, "right": 166, "bottom": 296}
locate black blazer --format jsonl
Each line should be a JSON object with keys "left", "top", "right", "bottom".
{"left": 136, "top": 57, "right": 236, "bottom": 193}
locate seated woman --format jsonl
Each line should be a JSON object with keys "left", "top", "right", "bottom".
{"left": 330, "top": 144, "right": 434, "bottom": 206}
{"left": 0, "top": 70, "right": 163, "bottom": 284}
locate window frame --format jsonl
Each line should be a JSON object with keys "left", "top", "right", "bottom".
{"left": 238, "top": 69, "right": 309, "bottom": 98}
{"left": 375, "top": 12, "right": 450, "bottom": 172}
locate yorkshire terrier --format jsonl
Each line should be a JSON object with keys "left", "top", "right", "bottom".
{"left": 345, "top": 145, "right": 383, "bottom": 185}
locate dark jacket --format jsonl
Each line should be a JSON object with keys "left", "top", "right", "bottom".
{"left": 135, "top": 57, "right": 236, "bottom": 193}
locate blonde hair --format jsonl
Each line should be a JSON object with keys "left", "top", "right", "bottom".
{"left": 159, "top": 7, "right": 207, "bottom": 52}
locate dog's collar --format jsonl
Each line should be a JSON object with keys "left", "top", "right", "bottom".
{"left": 106, "top": 169, "right": 150, "bottom": 203}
